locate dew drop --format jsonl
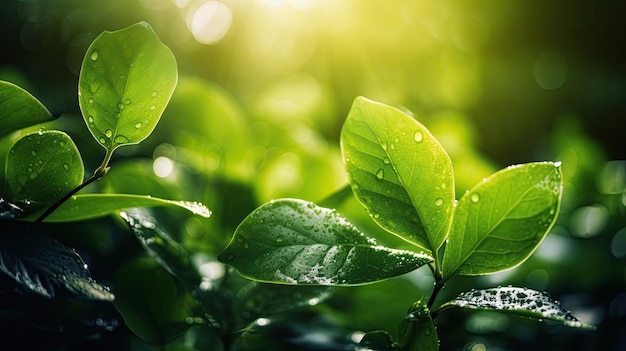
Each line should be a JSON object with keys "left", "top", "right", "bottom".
{"left": 381, "top": 143, "right": 388, "bottom": 151}
{"left": 124, "top": 99, "right": 131, "bottom": 105}
{"left": 118, "top": 102, "right": 125, "bottom": 110}
{"left": 276, "top": 236, "right": 284, "bottom": 243}
{"left": 134, "top": 122, "right": 142, "bottom": 129}
{"left": 119, "top": 74, "right": 125, "bottom": 79}
{"left": 37, "top": 159, "right": 43, "bottom": 165}
{"left": 90, "top": 50, "right": 99, "bottom": 61}
{"left": 29, "top": 169, "right": 38, "bottom": 180}
{"left": 129, "top": 62, "right": 135, "bottom": 68}
{"left": 376, "top": 169, "right": 384, "bottom": 180}
{"left": 414, "top": 130, "right": 424, "bottom": 142}
{"left": 150, "top": 105, "right": 156, "bottom": 111}
{"left": 373, "top": 213, "right": 380, "bottom": 219}
{"left": 470, "top": 192, "right": 481, "bottom": 203}
{"left": 151, "top": 91, "right": 158, "bottom": 97}
{"left": 59, "top": 140, "right": 66, "bottom": 147}
{"left": 383, "top": 157, "right": 391, "bottom": 165}
{"left": 31, "top": 150, "right": 36, "bottom": 157}
{"left": 435, "top": 198, "right": 444, "bottom": 206}
{"left": 87, "top": 116, "right": 94, "bottom": 123}
{"left": 105, "top": 129, "right": 113, "bottom": 138}
{"left": 88, "top": 98, "right": 94, "bottom": 104}
{"left": 63, "top": 163, "right": 70, "bottom": 171}
{"left": 225, "top": 253, "right": 235, "bottom": 261}
{"left": 114, "top": 135, "right": 129, "bottom": 144}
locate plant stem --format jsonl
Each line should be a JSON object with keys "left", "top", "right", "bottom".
{"left": 35, "top": 149, "right": 114, "bottom": 223}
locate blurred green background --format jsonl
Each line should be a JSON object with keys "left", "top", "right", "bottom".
{"left": 1, "top": 0, "right": 625, "bottom": 350}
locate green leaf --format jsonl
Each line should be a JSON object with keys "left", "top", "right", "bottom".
{"left": 218, "top": 198, "right": 432, "bottom": 285}
{"left": 0, "top": 80, "right": 54, "bottom": 138}
{"left": 340, "top": 96, "right": 454, "bottom": 253}
{"left": 78, "top": 22, "right": 177, "bottom": 151}
{"left": 398, "top": 298, "right": 439, "bottom": 351}
{"left": 438, "top": 287, "right": 596, "bottom": 330}
{"left": 113, "top": 257, "right": 195, "bottom": 345}
{"left": 0, "top": 220, "right": 114, "bottom": 300}
{"left": 442, "top": 162, "right": 563, "bottom": 276}
{"left": 5, "top": 130, "right": 84, "bottom": 206}
{"left": 356, "top": 330, "right": 399, "bottom": 350}
{"left": 26, "top": 193, "right": 211, "bottom": 222}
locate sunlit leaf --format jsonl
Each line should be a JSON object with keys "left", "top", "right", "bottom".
{"left": 340, "top": 96, "right": 454, "bottom": 253}
{"left": 0, "top": 220, "right": 114, "bottom": 300}
{"left": 438, "top": 287, "right": 596, "bottom": 330}
{"left": 5, "top": 130, "right": 84, "bottom": 206}
{"left": 356, "top": 330, "right": 399, "bottom": 350}
{"left": 113, "top": 257, "right": 195, "bottom": 345}
{"left": 442, "top": 162, "right": 563, "bottom": 276}
{"left": 398, "top": 298, "right": 439, "bottom": 351}
{"left": 27, "top": 193, "right": 211, "bottom": 222}
{"left": 0, "top": 80, "right": 54, "bottom": 138}
{"left": 78, "top": 22, "right": 177, "bottom": 151}
{"left": 218, "top": 198, "right": 432, "bottom": 285}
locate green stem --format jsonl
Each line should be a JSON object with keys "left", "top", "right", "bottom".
{"left": 35, "top": 149, "right": 114, "bottom": 223}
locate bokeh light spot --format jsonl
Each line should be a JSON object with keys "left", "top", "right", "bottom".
{"left": 534, "top": 49, "right": 568, "bottom": 90}
{"left": 611, "top": 227, "right": 626, "bottom": 259}
{"left": 569, "top": 204, "right": 609, "bottom": 238}
{"left": 153, "top": 156, "right": 175, "bottom": 178}
{"left": 187, "top": 1, "right": 232, "bottom": 45}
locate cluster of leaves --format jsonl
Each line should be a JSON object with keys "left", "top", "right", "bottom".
{"left": 219, "top": 97, "right": 596, "bottom": 349}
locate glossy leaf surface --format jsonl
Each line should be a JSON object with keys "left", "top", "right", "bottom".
{"left": 439, "top": 287, "right": 596, "bottom": 330}
{"left": 0, "top": 80, "right": 54, "bottom": 137}
{"left": 442, "top": 162, "right": 562, "bottom": 276}
{"left": 398, "top": 298, "right": 439, "bottom": 351}
{"left": 78, "top": 22, "right": 177, "bottom": 150}
{"left": 218, "top": 199, "right": 432, "bottom": 285}
{"left": 341, "top": 96, "right": 454, "bottom": 253}
{"left": 5, "top": 130, "right": 84, "bottom": 205}
{"left": 0, "top": 221, "right": 114, "bottom": 300}
{"left": 28, "top": 193, "right": 211, "bottom": 222}
{"left": 356, "top": 330, "right": 398, "bottom": 350}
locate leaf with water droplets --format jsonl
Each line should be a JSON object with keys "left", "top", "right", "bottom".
{"left": 79, "top": 22, "right": 177, "bottom": 151}
{"left": 5, "top": 130, "right": 84, "bottom": 207}
{"left": 0, "top": 220, "right": 114, "bottom": 300}
{"left": 438, "top": 287, "right": 596, "bottom": 330}
{"left": 398, "top": 298, "right": 439, "bottom": 351}
{"left": 218, "top": 199, "right": 432, "bottom": 285}
{"left": 0, "top": 81, "right": 55, "bottom": 137}
{"left": 340, "top": 96, "right": 454, "bottom": 254}
{"left": 26, "top": 193, "right": 211, "bottom": 222}
{"left": 356, "top": 330, "right": 399, "bottom": 350}
{"left": 442, "top": 162, "right": 563, "bottom": 276}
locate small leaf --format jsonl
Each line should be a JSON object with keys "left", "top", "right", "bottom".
{"left": 340, "top": 96, "right": 454, "bottom": 253}
{"left": 439, "top": 287, "right": 596, "bottom": 330}
{"left": 0, "top": 80, "right": 55, "bottom": 138}
{"left": 5, "top": 130, "right": 84, "bottom": 206}
{"left": 356, "top": 330, "right": 399, "bottom": 350}
{"left": 78, "top": 22, "right": 177, "bottom": 151}
{"left": 26, "top": 193, "right": 211, "bottom": 222}
{"left": 218, "top": 199, "right": 432, "bottom": 286}
{"left": 442, "top": 162, "right": 563, "bottom": 276}
{"left": 398, "top": 298, "right": 439, "bottom": 351}
{"left": 0, "top": 220, "right": 114, "bottom": 300}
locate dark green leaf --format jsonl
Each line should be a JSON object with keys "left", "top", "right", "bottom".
{"left": 0, "top": 221, "right": 114, "bottom": 300}
{"left": 438, "top": 287, "right": 596, "bottom": 330}
{"left": 398, "top": 298, "right": 439, "bottom": 351}
{"left": 356, "top": 330, "right": 399, "bottom": 351}
{"left": 218, "top": 198, "right": 432, "bottom": 285}
{"left": 78, "top": 22, "right": 177, "bottom": 151}
{"left": 113, "top": 257, "right": 196, "bottom": 345}
{"left": 0, "top": 80, "right": 54, "bottom": 138}
{"left": 340, "top": 96, "right": 454, "bottom": 253}
{"left": 442, "top": 162, "right": 563, "bottom": 276}
{"left": 5, "top": 130, "right": 84, "bottom": 206}
{"left": 26, "top": 193, "right": 211, "bottom": 222}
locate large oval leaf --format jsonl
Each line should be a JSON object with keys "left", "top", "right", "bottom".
{"left": 442, "top": 162, "right": 563, "bottom": 276}
{"left": 78, "top": 22, "right": 177, "bottom": 151}
{"left": 340, "top": 96, "right": 454, "bottom": 253}
{"left": 5, "top": 130, "right": 84, "bottom": 206}
{"left": 0, "top": 80, "right": 54, "bottom": 138}
{"left": 437, "top": 287, "right": 596, "bottom": 330}
{"left": 218, "top": 199, "right": 432, "bottom": 286}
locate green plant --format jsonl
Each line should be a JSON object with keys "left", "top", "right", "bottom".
{"left": 219, "top": 96, "right": 596, "bottom": 350}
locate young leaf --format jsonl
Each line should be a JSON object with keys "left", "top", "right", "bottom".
{"left": 356, "top": 330, "right": 399, "bottom": 350}
{"left": 442, "top": 162, "right": 562, "bottom": 277}
{"left": 78, "top": 22, "right": 177, "bottom": 151}
{"left": 26, "top": 193, "right": 211, "bottom": 222}
{"left": 437, "top": 287, "right": 596, "bottom": 330}
{"left": 340, "top": 96, "right": 454, "bottom": 253}
{"left": 0, "top": 221, "right": 114, "bottom": 300}
{"left": 218, "top": 199, "right": 432, "bottom": 286}
{"left": 0, "top": 81, "right": 55, "bottom": 138}
{"left": 5, "top": 130, "right": 84, "bottom": 206}
{"left": 398, "top": 299, "right": 439, "bottom": 351}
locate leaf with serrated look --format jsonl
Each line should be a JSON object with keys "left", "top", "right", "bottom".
{"left": 438, "top": 287, "right": 596, "bottom": 330}
{"left": 442, "top": 162, "right": 563, "bottom": 276}
{"left": 218, "top": 199, "right": 432, "bottom": 286}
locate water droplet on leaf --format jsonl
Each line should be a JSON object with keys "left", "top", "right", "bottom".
{"left": 105, "top": 129, "right": 113, "bottom": 138}
{"left": 435, "top": 198, "right": 444, "bottom": 206}
{"left": 383, "top": 157, "right": 391, "bottom": 164}
{"left": 134, "top": 122, "right": 142, "bottom": 129}
{"left": 150, "top": 105, "right": 156, "bottom": 111}
{"left": 88, "top": 98, "right": 94, "bottom": 104}
{"left": 376, "top": 169, "right": 384, "bottom": 180}
{"left": 88, "top": 116, "right": 94, "bottom": 123}
{"left": 225, "top": 253, "right": 235, "bottom": 261}
{"left": 114, "top": 135, "right": 129, "bottom": 144}
{"left": 151, "top": 91, "right": 158, "bottom": 97}
{"left": 414, "top": 130, "right": 424, "bottom": 142}
{"left": 63, "top": 163, "right": 70, "bottom": 171}
{"left": 276, "top": 236, "right": 284, "bottom": 243}
{"left": 470, "top": 192, "right": 481, "bottom": 203}
{"left": 90, "top": 50, "right": 99, "bottom": 61}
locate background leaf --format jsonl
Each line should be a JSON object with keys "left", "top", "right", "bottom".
{"left": 0, "top": 80, "right": 54, "bottom": 138}
{"left": 442, "top": 162, "right": 562, "bottom": 276}
{"left": 340, "top": 96, "right": 454, "bottom": 253}
{"left": 0, "top": 220, "right": 114, "bottom": 300}
{"left": 5, "top": 130, "right": 84, "bottom": 206}
{"left": 398, "top": 299, "right": 439, "bottom": 351}
{"left": 356, "top": 330, "right": 399, "bottom": 350}
{"left": 438, "top": 287, "right": 596, "bottom": 330}
{"left": 78, "top": 21, "right": 177, "bottom": 150}
{"left": 218, "top": 198, "right": 432, "bottom": 285}
{"left": 27, "top": 193, "right": 211, "bottom": 222}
